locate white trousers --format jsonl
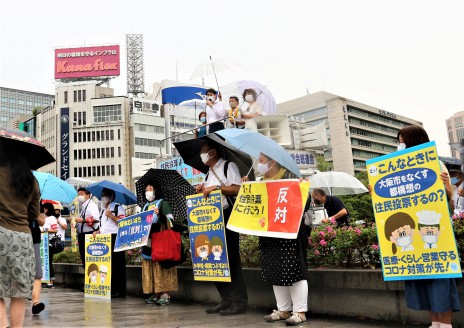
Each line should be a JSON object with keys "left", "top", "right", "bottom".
{"left": 273, "top": 280, "right": 308, "bottom": 312}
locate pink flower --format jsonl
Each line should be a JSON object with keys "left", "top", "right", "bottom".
{"left": 327, "top": 226, "right": 333, "bottom": 233}
{"left": 319, "top": 239, "right": 327, "bottom": 247}
{"left": 330, "top": 217, "right": 336, "bottom": 225}
{"left": 319, "top": 231, "right": 326, "bottom": 237}
{"left": 371, "top": 244, "right": 379, "bottom": 251}
{"left": 314, "top": 250, "right": 320, "bottom": 255}
{"left": 355, "top": 227, "right": 362, "bottom": 235}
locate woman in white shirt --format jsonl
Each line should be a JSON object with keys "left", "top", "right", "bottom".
{"left": 241, "top": 88, "right": 263, "bottom": 130}
{"left": 94, "top": 188, "right": 126, "bottom": 298}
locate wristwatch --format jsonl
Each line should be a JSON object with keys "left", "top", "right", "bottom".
{"left": 215, "top": 185, "right": 221, "bottom": 191}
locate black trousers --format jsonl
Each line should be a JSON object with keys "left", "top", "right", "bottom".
{"left": 208, "top": 122, "right": 224, "bottom": 134}
{"left": 78, "top": 231, "right": 94, "bottom": 268}
{"left": 110, "top": 234, "right": 126, "bottom": 297}
{"left": 215, "top": 207, "right": 248, "bottom": 307}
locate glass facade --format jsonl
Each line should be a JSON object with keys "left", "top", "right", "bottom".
{"left": 0, "top": 87, "right": 54, "bottom": 126}
{"left": 93, "top": 104, "right": 122, "bottom": 123}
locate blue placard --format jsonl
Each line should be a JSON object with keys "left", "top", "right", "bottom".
{"left": 158, "top": 156, "right": 206, "bottom": 186}
{"left": 40, "top": 233, "right": 50, "bottom": 283}
{"left": 114, "top": 210, "right": 154, "bottom": 252}
{"left": 186, "top": 191, "right": 231, "bottom": 282}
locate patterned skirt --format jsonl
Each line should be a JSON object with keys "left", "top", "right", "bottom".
{"left": 0, "top": 225, "right": 35, "bottom": 299}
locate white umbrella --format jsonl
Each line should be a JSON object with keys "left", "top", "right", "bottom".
{"left": 309, "top": 171, "right": 368, "bottom": 195}
{"left": 190, "top": 57, "right": 241, "bottom": 81}
{"left": 178, "top": 99, "right": 206, "bottom": 111}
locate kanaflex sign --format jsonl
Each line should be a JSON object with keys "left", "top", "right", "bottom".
{"left": 55, "top": 45, "right": 120, "bottom": 80}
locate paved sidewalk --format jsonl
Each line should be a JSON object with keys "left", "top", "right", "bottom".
{"left": 14, "top": 287, "right": 428, "bottom": 327}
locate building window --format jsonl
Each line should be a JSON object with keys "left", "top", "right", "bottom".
{"left": 74, "top": 91, "right": 77, "bottom": 102}
{"left": 111, "top": 147, "right": 114, "bottom": 158}
{"left": 74, "top": 150, "right": 77, "bottom": 160}
{"left": 64, "top": 91, "right": 68, "bottom": 104}
{"left": 78, "top": 90, "right": 82, "bottom": 102}
{"left": 106, "top": 147, "right": 110, "bottom": 158}
{"left": 118, "top": 147, "right": 121, "bottom": 157}
{"left": 118, "top": 164, "right": 122, "bottom": 176}
{"left": 101, "top": 148, "right": 105, "bottom": 158}
{"left": 96, "top": 131, "right": 100, "bottom": 141}
{"left": 93, "top": 104, "right": 122, "bottom": 123}
{"left": 78, "top": 112, "right": 82, "bottom": 125}
{"left": 86, "top": 149, "right": 90, "bottom": 158}
{"left": 78, "top": 133, "right": 82, "bottom": 142}
{"left": 135, "top": 152, "right": 156, "bottom": 159}
{"left": 97, "top": 166, "right": 101, "bottom": 176}
{"left": 74, "top": 132, "right": 77, "bottom": 142}
{"left": 83, "top": 133, "right": 86, "bottom": 142}
{"left": 83, "top": 149, "right": 87, "bottom": 159}
{"left": 106, "top": 130, "right": 109, "bottom": 140}
{"left": 74, "top": 167, "right": 78, "bottom": 177}
{"left": 83, "top": 90, "right": 86, "bottom": 102}
{"left": 79, "top": 167, "right": 82, "bottom": 177}
{"left": 102, "top": 166, "right": 106, "bottom": 176}
{"left": 83, "top": 112, "right": 86, "bottom": 125}
{"left": 78, "top": 149, "right": 82, "bottom": 160}
{"left": 110, "top": 130, "right": 114, "bottom": 140}
{"left": 118, "top": 129, "right": 121, "bottom": 140}
{"left": 92, "top": 166, "right": 96, "bottom": 177}
{"left": 92, "top": 149, "right": 96, "bottom": 159}
{"left": 97, "top": 148, "right": 100, "bottom": 158}
{"left": 111, "top": 165, "right": 115, "bottom": 176}
{"left": 92, "top": 131, "right": 95, "bottom": 141}
{"left": 101, "top": 130, "right": 105, "bottom": 141}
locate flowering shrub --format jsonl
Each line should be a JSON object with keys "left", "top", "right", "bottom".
{"left": 308, "top": 222, "right": 381, "bottom": 268}
{"left": 53, "top": 247, "right": 82, "bottom": 264}
{"left": 125, "top": 247, "right": 142, "bottom": 265}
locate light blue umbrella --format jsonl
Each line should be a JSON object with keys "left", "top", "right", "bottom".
{"left": 33, "top": 171, "right": 77, "bottom": 203}
{"left": 216, "top": 129, "right": 301, "bottom": 177}
{"left": 85, "top": 180, "right": 137, "bottom": 205}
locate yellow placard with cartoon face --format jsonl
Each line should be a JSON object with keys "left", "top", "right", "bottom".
{"left": 84, "top": 234, "right": 112, "bottom": 299}
{"left": 366, "top": 141, "right": 462, "bottom": 281}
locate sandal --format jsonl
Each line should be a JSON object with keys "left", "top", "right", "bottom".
{"left": 32, "top": 302, "right": 45, "bottom": 315}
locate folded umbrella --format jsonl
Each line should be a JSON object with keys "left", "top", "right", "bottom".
{"left": 33, "top": 171, "right": 77, "bottom": 204}
{"left": 216, "top": 129, "right": 301, "bottom": 177}
{"left": 85, "top": 180, "right": 137, "bottom": 205}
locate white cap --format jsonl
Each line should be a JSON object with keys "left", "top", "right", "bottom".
{"left": 99, "top": 265, "right": 108, "bottom": 273}
{"left": 417, "top": 210, "right": 441, "bottom": 226}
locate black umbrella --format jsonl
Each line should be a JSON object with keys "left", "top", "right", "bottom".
{"left": 135, "top": 169, "right": 195, "bottom": 222}
{"left": 0, "top": 125, "right": 55, "bottom": 170}
{"left": 173, "top": 133, "right": 255, "bottom": 181}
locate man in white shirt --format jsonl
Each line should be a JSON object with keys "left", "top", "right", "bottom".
{"left": 205, "top": 88, "right": 226, "bottom": 133}
{"left": 195, "top": 141, "right": 248, "bottom": 315}
{"left": 75, "top": 188, "right": 100, "bottom": 269}
{"left": 94, "top": 188, "right": 126, "bottom": 297}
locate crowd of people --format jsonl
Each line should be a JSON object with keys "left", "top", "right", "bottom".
{"left": 0, "top": 121, "right": 462, "bottom": 327}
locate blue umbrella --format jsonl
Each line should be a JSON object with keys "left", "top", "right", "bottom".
{"left": 216, "top": 129, "right": 301, "bottom": 177}
{"left": 33, "top": 171, "right": 77, "bottom": 203}
{"left": 85, "top": 180, "right": 137, "bottom": 205}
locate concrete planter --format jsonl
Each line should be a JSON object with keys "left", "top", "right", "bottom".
{"left": 53, "top": 264, "right": 464, "bottom": 325}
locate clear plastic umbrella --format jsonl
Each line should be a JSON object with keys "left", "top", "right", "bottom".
{"left": 308, "top": 171, "right": 368, "bottom": 195}
{"left": 190, "top": 57, "right": 241, "bottom": 81}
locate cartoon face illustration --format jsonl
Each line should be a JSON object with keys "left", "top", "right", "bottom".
{"left": 194, "top": 234, "right": 210, "bottom": 259}
{"left": 416, "top": 210, "right": 441, "bottom": 248}
{"left": 210, "top": 236, "right": 224, "bottom": 260}
{"left": 99, "top": 265, "right": 108, "bottom": 283}
{"left": 87, "top": 263, "right": 99, "bottom": 284}
{"left": 384, "top": 212, "right": 416, "bottom": 254}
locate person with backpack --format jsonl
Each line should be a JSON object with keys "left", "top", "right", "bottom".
{"left": 141, "top": 182, "right": 177, "bottom": 305}
{"left": 93, "top": 188, "right": 126, "bottom": 298}
{"left": 195, "top": 140, "right": 248, "bottom": 316}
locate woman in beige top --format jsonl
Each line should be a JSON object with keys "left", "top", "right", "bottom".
{"left": 241, "top": 88, "right": 263, "bottom": 130}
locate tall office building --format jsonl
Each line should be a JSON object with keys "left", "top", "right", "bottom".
{"left": 278, "top": 91, "right": 422, "bottom": 175}
{"left": 0, "top": 87, "right": 54, "bottom": 126}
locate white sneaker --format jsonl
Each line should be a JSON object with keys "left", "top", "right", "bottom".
{"left": 285, "top": 313, "right": 307, "bottom": 326}
{"left": 264, "top": 310, "right": 291, "bottom": 322}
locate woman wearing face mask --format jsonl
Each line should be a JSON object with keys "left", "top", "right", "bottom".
{"left": 242, "top": 153, "right": 309, "bottom": 326}
{"left": 93, "top": 188, "right": 126, "bottom": 298}
{"left": 141, "top": 183, "right": 177, "bottom": 306}
{"left": 448, "top": 168, "right": 464, "bottom": 217}
{"left": 396, "top": 125, "right": 459, "bottom": 328}
{"left": 241, "top": 88, "right": 263, "bottom": 130}
{"left": 194, "top": 111, "right": 208, "bottom": 138}
{"left": 41, "top": 202, "right": 61, "bottom": 288}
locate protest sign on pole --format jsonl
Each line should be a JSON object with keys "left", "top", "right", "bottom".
{"left": 366, "top": 141, "right": 462, "bottom": 281}
{"left": 70, "top": 199, "right": 78, "bottom": 252}
{"left": 84, "top": 234, "right": 112, "bottom": 299}
{"left": 40, "top": 232, "right": 50, "bottom": 283}
{"left": 114, "top": 210, "right": 154, "bottom": 252}
{"left": 186, "top": 190, "right": 231, "bottom": 282}
{"left": 227, "top": 180, "right": 310, "bottom": 239}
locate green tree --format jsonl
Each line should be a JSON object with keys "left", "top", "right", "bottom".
{"left": 317, "top": 156, "right": 333, "bottom": 172}
{"left": 32, "top": 106, "right": 43, "bottom": 116}
{"left": 339, "top": 171, "right": 374, "bottom": 223}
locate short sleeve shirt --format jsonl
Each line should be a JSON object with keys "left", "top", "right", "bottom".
{"left": 203, "top": 158, "right": 241, "bottom": 209}
{"left": 324, "top": 196, "right": 348, "bottom": 222}
{"left": 100, "top": 202, "right": 126, "bottom": 234}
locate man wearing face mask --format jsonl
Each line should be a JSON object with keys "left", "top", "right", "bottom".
{"left": 241, "top": 88, "right": 263, "bottom": 130}
{"left": 195, "top": 141, "right": 248, "bottom": 315}
{"left": 312, "top": 188, "right": 349, "bottom": 226}
{"left": 448, "top": 167, "right": 464, "bottom": 216}
{"left": 93, "top": 188, "right": 126, "bottom": 298}
{"left": 75, "top": 188, "right": 100, "bottom": 273}
{"left": 225, "top": 96, "right": 244, "bottom": 129}
{"left": 205, "top": 88, "right": 226, "bottom": 133}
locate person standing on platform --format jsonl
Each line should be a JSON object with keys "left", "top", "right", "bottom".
{"left": 205, "top": 88, "right": 226, "bottom": 133}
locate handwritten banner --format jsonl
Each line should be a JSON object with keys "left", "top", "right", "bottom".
{"left": 366, "top": 141, "right": 462, "bottom": 281}
{"left": 70, "top": 199, "right": 78, "bottom": 252}
{"left": 227, "top": 180, "right": 310, "bottom": 239}
{"left": 40, "top": 233, "right": 50, "bottom": 283}
{"left": 114, "top": 210, "right": 154, "bottom": 252}
{"left": 85, "top": 234, "right": 112, "bottom": 299}
{"left": 186, "top": 190, "right": 231, "bottom": 282}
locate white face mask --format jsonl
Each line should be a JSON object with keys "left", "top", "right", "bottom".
{"left": 145, "top": 191, "right": 155, "bottom": 202}
{"left": 199, "top": 251, "right": 208, "bottom": 258}
{"left": 200, "top": 150, "right": 213, "bottom": 164}
{"left": 245, "top": 94, "right": 254, "bottom": 102}
{"left": 101, "top": 196, "right": 110, "bottom": 205}
{"left": 422, "top": 234, "right": 438, "bottom": 244}
{"left": 213, "top": 251, "right": 221, "bottom": 258}
{"left": 78, "top": 195, "right": 86, "bottom": 204}
{"left": 397, "top": 143, "right": 406, "bottom": 151}
{"left": 100, "top": 276, "right": 105, "bottom": 283}
{"left": 396, "top": 235, "right": 412, "bottom": 247}
{"left": 207, "top": 96, "right": 215, "bottom": 102}
{"left": 256, "top": 161, "right": 270, "bottom": 175}
{"left": 90, "top": 275, "right": 97, "bottom": 283}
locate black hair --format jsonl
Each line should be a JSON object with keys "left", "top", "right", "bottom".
{"left": 397, "top": 125, "right": 430, "bottom": 148}
{"left": 242, "top": 88, "right": 258, "bottom": 101}
{"left": 0, "top": 139, "right": 35, "bottom": 197}
{"left": 313, "top": 188, "right": 327, "bottom": 197}
{"left": 202, "top": 140, "right": 223, "bottom": 158}
{"left": 42, "top": 202, "right": 55, "bottom": 216}
{"left": 229, "top": 96, "right": 239, "bottom": 103}
{"left": 145, "top": 182, "right": 164, "bottom": 200}
{"left": 77, "top": 187, "right": 90, "bottom": 195}
{"left": 198, "top": 111, "right": 206, "bottom": 121}
{"left": 102, "top": 188, "right": 116, "bottom": 202}
{"left": 206, "top": 88, "right": 217, "bottom": 95}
